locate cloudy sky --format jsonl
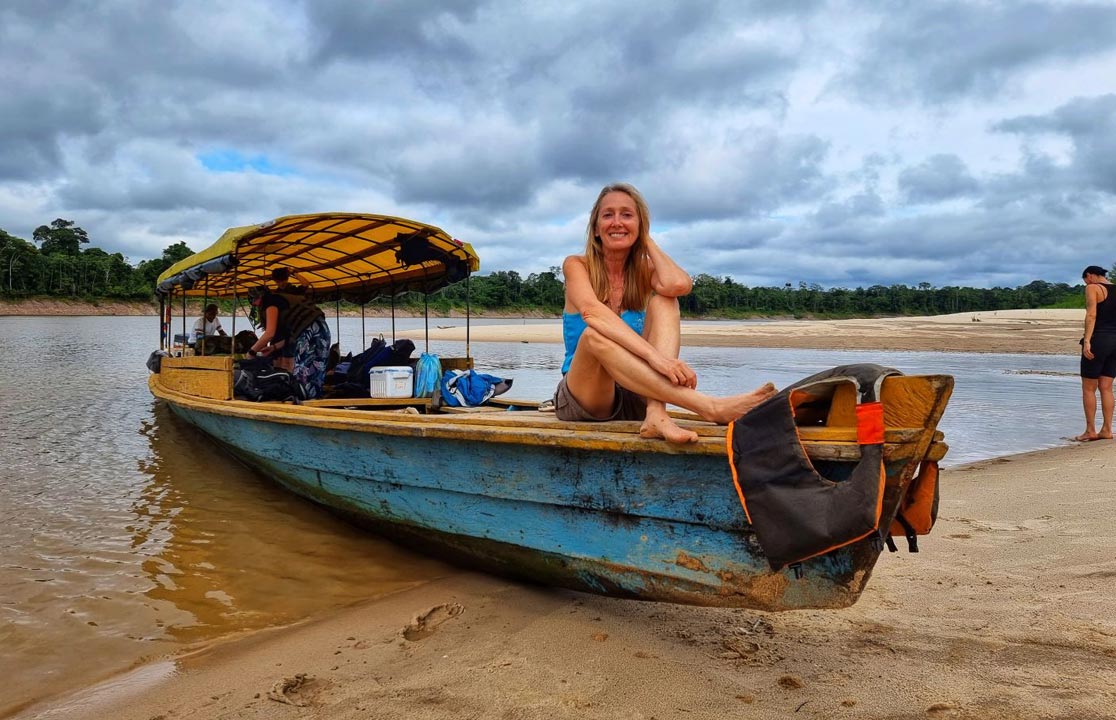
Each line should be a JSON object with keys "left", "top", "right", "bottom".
{"left": 2, "top": 0, "right": 1114, "bottom": 289}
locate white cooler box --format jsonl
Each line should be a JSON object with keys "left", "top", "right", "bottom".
{"left": 368, "top": 366, "right": 414, "bottom": 398}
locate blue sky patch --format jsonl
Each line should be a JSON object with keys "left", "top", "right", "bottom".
{"left": 198, "top": 150, "right": 294, "bottom": 176}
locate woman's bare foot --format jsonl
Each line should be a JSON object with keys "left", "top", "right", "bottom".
{"left": 1074, "top": 432, "right": 1102, "bottom": 442}
{"left": 705, "top": 382, "right": 778, "bottom": 425}
{"left": 640, "top": 413, "right": 699, "bottom": 444}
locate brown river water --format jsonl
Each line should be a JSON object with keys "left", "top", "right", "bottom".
{"left": 0, "top": 316, "right": 451, "bottom": 716}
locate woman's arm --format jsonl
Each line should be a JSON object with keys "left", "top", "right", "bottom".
{"left": 249, "top": 306, "right": 280, "bottom": 354}
{"left": 644, "top": 237, "right": 692, "bottom": 297}
{"left": 1084, "top": 284, "right": 1101, "bottom": 359}
{"left": 564, "top": 255, "right": 694, "bottom": 386}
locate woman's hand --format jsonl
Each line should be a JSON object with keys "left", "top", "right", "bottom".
{"left": 1084, "top": 339, "right": 1095, "bottom": 360}
{"left": 650, "top": 352, "right": 697, "bottom": 388}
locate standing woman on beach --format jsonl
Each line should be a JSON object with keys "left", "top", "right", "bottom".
{"left": 1077, "top": 265, "right": 1116, "bottom": 441}
{"left": 554, "top": 183, "right": 775, "bottom": 444}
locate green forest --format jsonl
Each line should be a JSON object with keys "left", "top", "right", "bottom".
{"left": 1, "top": 218, "right": 1110, "bottom": 318}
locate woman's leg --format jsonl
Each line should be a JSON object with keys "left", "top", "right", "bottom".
{"left": 568, "top": 301, "right": 774, "bottom": 441}
{"left": 1078, "top": 377, "right": 1100, "bottom": 440}
{"left": 1099, "top": 376, "right": 1114, "bottom": 439}
{"left": 637, "top": 295, "right": 704, "bottom": 442}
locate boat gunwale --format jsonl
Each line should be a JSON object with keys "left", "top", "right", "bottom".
{"left": 149, "top": 375, "right": 941, "bottom": 459}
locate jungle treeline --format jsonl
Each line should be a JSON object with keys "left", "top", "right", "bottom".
{"left": 1, "top": 219, "right": 1104, "bottom": 318}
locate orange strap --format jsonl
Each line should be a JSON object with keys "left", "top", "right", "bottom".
{"left": 725, "top": 421, "right": 752, "bottom": 523}
{"left": 856, "top": 401, "right": 884, "bottom": 445}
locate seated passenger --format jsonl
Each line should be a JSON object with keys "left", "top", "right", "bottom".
{"left": 193, "top": 303, "right": 227, "bottom": 339}
{"left": 272, "top": 267, "right": 306, "bottom": 295}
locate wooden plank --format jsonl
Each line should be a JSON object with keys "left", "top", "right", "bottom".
{"left": 440, "top": 356, "right": 474, "bottom": 371}
{"left": 159, "top": 357, "right": 233, "bottom": 400}
{"left": 440, "top": 405, "right": 506, "bottom": 414}
{"left": 153, "top": 376, "right": 939, "bottom": 461}
{"left": 882, "top": 375, "right": 954, "bottom": 430}
{"left": 262, "top": 396, "right": 930, "bottom": 444}
{"left": 826, "top": 382, "right": 858, "bottom": 426}
{"left": 301, "top": 397, "right": 433, "bottom": 409}
{"left": 488, "top": 397, "right": 542, "bottom": 409}
{"left": 162, "top": 356, "right": 233, "bottom": 372}
{"left": 925, "top": 441, "right": 949, "bottom": 462}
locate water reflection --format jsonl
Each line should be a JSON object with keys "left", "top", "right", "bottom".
{"left": 133, "top": 403, "right": 452, "bottom": 643}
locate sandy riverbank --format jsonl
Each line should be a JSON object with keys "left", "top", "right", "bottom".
{"left": 428, "top": 309, "right": 1084, "bottom": 355}
{"left": 21, "top": 439, "right": 1116, "bottom": 720}
{"left": 1, "top": 301, "right": 1084, "bottom": 355}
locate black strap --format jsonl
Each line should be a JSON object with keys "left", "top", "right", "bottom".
{"left": 896, "top": 513, "right": 919, "bottom": 553}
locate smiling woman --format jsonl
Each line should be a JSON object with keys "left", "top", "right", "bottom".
{"left": 555, "top": 183, "right": 776, "bottom": 443}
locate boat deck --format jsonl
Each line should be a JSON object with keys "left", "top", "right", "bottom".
{"left": 151, "top": 360, "right": 949, "bottom": 461}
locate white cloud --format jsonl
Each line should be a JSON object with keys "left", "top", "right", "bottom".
{"left": 0, "top": 0, "right": 1113, "bottom": 289}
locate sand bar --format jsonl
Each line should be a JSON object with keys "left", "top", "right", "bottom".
{"left": 430, "top": 309, "right": 1085, "bottom": 355}
{"left": 1, "top": 302, "right": 1084, "bottom": 355}
{"left": 21, "top": 438, "right": 1116, "bottom": 720}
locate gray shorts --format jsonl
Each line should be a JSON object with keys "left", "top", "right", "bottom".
{"left": 553, "top": 376, "right": 647, "bottom": 422}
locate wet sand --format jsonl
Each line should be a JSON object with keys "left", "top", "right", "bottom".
{"left": 24, "top": 439, "right": 1116, "bottom": 720}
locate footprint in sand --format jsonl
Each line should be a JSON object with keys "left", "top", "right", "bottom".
{"left": 267, "top": 673, "right": 324, "bottom": 707}
{"left": 403, "top": 602, "right": 465, "bottom": 641}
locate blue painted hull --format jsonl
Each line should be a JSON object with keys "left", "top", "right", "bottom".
{"left": 161, "top": 398, "right": 895, "bottom": 610}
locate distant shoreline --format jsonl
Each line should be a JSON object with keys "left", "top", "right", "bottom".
{"left": 0, "top": 297, "right": 547, "bottom": 319}
{"left": 1, "top": 299, "right": 1084, "bottom": 355}
{"left": 429, "top": 308, "right": 1084, "bottom": 355}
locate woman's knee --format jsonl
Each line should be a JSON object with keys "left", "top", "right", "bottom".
{"left": 579, "top": 325, "right": 610, "bottom": 355}
{"left": 646, "top": 293, "right": 680, "bottom": 318}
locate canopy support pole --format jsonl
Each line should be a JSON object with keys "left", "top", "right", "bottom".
{"left": 465, "top": 274, "right": 471, "bottom": 361}
{"left": 180, "top": 292, "right": 187, "bottom": 357}
{"left": 423, "top": 292, "right": 429, "bottom": 353}
{"left": 231, "top": 267, "right": 238, "bottom": 340}
{"left": 199, "top": 283, "right": 209, "bottom": 356}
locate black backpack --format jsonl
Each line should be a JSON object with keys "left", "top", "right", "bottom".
{"left": 234, "top": 368, "right": 299, "bottom": 402}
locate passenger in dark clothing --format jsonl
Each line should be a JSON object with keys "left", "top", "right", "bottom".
{"left": 1077, "top": 265, "right": 1115, "bottom": 441}
{"left": 246, "top": 286, "right": 331, "bottom": 400}
{"left": 271, "top": 267, "right": 306, "bottom": 295}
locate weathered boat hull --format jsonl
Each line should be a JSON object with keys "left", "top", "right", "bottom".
{"left": 153, "top": 373, "right": 949, "bottom": 611}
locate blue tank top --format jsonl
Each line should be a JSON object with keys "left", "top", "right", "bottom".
{"left": 561, "top": 310, "right": 645, "bottom": 373}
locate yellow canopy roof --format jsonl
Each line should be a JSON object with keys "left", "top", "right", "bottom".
{"left": 156, "top": 212, "right": 480, "bottom": 301}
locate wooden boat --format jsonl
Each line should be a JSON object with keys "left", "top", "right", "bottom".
{"left": 149, "top": 212, "right": 953, "bottom": 611}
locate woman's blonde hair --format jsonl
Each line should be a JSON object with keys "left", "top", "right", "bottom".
{"left": 583, "top": 183, "right": 653, "bottom": 311}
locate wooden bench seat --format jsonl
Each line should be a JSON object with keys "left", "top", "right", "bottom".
{"left": 301, "top": 397, "right": 433, "bottom": 410}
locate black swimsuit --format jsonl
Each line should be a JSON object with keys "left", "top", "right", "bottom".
{"left": 1082, "top": 283, "right": 1116, "bottom": 379}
